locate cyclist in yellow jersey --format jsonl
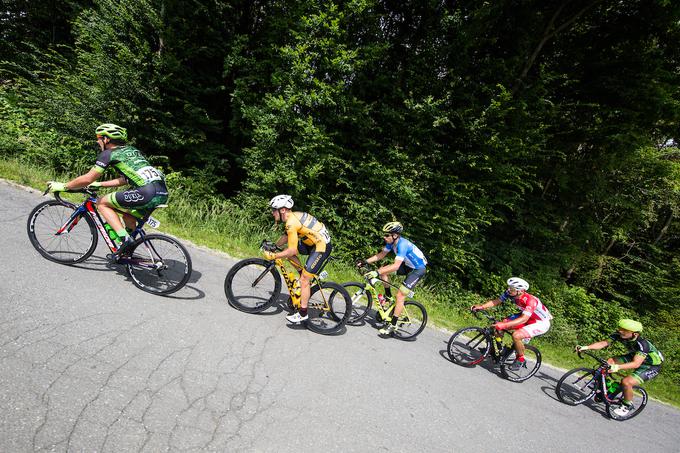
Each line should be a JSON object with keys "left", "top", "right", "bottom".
{"left": 264, "top": 195, "right": 332, "bottom": 323}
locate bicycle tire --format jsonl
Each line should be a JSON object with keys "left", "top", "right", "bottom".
{"left": 447, "top": 327, "right": 490, "bottom": 366}
{"left": 606, "top": 386, "right": 648, "bottom": 421}
{"left": 27, "top": 200, "right": 98, "bottom": 264}
{"left": 224, "top": 258, "right": 282, "bottom": 313}
{"left": 343, "top": 281, "right": 373, "bottom": 324}
{"left": 125, "top": 234, "right": 192, "bottom": 295}
{"left": 305, "top": 281, "right": 351, "bottom": 335}
{"left": 392, "top": 300, "right": 427, "bottom": 340}
{"left": 555, "top": 367, "right": 598, "bottom": 405}
{"left": 500, "top": 344, "right": 542, "bottom": 382}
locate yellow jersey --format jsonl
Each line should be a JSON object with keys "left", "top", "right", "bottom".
{"left": 285, "top": 212, "right": 331, "bottom": 252}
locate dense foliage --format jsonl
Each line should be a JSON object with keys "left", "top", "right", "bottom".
{"left": 1, "top": 0, "right": 678, "bottom": 386}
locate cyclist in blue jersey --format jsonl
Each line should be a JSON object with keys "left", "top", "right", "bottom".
{"left": 357, "top": 221, "right": 427, "bottom": 336}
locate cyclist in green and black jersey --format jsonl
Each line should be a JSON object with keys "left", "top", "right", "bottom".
{"left": 575, "top": 319, "right": 663, "bottom": 417}
{"left": 47, "top": 124, "right": 168, "bottom": 257}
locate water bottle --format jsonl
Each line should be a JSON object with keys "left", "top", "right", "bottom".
{"left": 103, "top": 222, "right": 119, "bottom": 243}
{"left": 377, "top": 294, "right": 387, "bottom": 308}
{"left": 606, "top": 378, "right": 620, "bottom": 396}
{"left": 292, "top": 278, "right": 301, "bottom": 298}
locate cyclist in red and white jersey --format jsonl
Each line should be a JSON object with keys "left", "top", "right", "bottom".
{"left": 472, "top": 277, "right": 552, "bottom": 370}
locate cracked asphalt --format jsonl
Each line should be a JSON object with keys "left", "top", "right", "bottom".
{"left": 1, "top": 181, "right": 679, "bottom": 452}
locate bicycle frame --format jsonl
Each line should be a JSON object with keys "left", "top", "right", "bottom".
{"left": 577, "top": 351, "right": 624, "bottom": 404}
{"left": 358, "top": 272, "right": 418, "bottom": 325}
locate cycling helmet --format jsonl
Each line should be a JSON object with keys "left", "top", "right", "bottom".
{"left": 95, "top": 123, "right": 127, "bottom": 141}
{"left": 269, "top": 194, "right": 294, "bottom": 209}
{"left": 507, "top": 277, "right": 529, "bottom": 291}
{"left": 382, "top": 221, "right": 403, "bottom": 234}
{"left": 618, "top": 319, "right": 642, "bottom": 333}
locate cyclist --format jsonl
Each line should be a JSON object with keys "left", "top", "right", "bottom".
{"left": 575, "top": 319, "right": 663, "bottom": 417}
{"left": 357, "top": 221, "right": 427, "bottom": 336}
{"left": 472, "top": 277, "right": 552, "bottom": 370}
{"left": 47, "top": 123, "right": 168, "bottom": 258}
{"left": 264, "top": 195, "right": 332, "bottom": 324}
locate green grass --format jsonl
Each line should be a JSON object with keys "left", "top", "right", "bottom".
{"left": 2, "top": 156, "right": 678, "bottom": 408}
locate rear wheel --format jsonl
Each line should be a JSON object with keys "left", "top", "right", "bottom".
{"left": 606, "top": 386, "right": 648, "bottom": 421}
{"left": 500, "top": 344, "right": 542, "bottom": 382}
{"left": 447, "top": 327, "right": 490, "bottom": 366}
{"left": 305, "top": 281, "right": 351, "bottom": 335}
{"left": 343, "top": 281, "right": 372, "bottom": 324}
{"left": 224, "top": 258, "right": 282, "bottom": 313}
{"left": 392, "top": 300, "right": 427, "bottom": 340}
{"left": 125, "top": 234, "right": 192, "bottom": 295}
{"left": 27, "top": 200, "right": 97, "bottom": 264}
{"left": 555, "top": 367, "right": 597, "bottom": 405}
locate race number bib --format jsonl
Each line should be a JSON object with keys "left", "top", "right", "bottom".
{"left": 136, "top": 166, "right": 163, "bottom": 183}
{"left": 319, "top": 226, "right": 331, "bottom": 243}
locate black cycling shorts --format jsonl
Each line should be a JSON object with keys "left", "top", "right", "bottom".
{"left": 297, "top": 242, "right": 332, "bottom": 276}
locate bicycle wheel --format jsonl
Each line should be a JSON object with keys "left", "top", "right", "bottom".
{"left": 27, "top": 200, "right": 98, "bottom": 264}
{"left": 224, "top": 258, "right": 282, "bottom": 313}
{"left": 555, "top": 368, "right": 598, "bottom": 405}
{"left": 343, "top": 281, "right": 372, "bottom": 324}
{"left": 388, "top": 300, "right": 427, "bottom": 340}
{"left": 499, "top": 344, "right": 542, "bottom": 382}
{"left": 447, "top": 327, "right": 490, "bottom": 366}
{"left": 305, "top": 281, "right": 351, "bottom": 335}
{"left": 125, "top": 234, "right": 192, "bottom": 295}
{"left": 606, "top": 386, "right": 648, "bottom": 421}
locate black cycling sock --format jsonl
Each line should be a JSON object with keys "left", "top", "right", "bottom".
{"left": 384, "top": 287, "right": 392, "bottom": 298}
{"left": 391, "top": 315, "right": 399, "bottom": 326}
{"left": 300, "top": 307, "right": 308, "bottom": 317}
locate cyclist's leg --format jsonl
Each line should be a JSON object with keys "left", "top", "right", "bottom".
{"left": 511, "top": 319, "right": 550, "bottom": 359}
{"left": 98, "top": 184, "right": 164, "bottom": 240}
{"left": 394, "top": 266, "right": 425, "bottom": 317}
{"left": 621, "top": 363, "right": 659, "bottom": 403}
{"left": 299, "top": 243, "right": 331, "bottom": 310}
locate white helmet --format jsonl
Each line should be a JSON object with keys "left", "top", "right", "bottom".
{"left": 507, "top": 277, "right": 529, "bottom": 291}
{"left": 269, "top": 194, "right": 294, "bottom": 209}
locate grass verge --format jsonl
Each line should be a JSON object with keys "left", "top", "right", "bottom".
{"left": 2, "top": 156, "right": 678, "bottom": 408}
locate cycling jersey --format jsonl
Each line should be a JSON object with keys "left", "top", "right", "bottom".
{"left": 383, "top": 237, "right": 427, "bottom": 269}
{"left": 93, "top": 145, "right": 165, "bottom": 188}
{"left": 499, "top": 291, "right": 552, "bottom": 323}
{"left": 285, "top": 212, "right": 331, "bottom": 253}
{"left": 609, "top": 333, "right": 664, "bottom": 366}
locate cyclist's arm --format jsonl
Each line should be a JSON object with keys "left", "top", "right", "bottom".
{"left": 97, "top": 176, "right": 128, "bottom": 188}
{"left": 614, "top": 354, "right": 645, "bottom": 370}
{"left": 496, "top": 313, "right": 530, "bottom": 330}
{"left": 584, "top": 340, "right": 610, "bottom": 350}
{"left": 273, "top": 230, "right": 299, "bottom": 260}
{"left": 64, "top": 169, "right": 101, "bottom": 190}
{"left": 366, "top": 249, "right": 388, "bottom": 264}
{"left": 377, "top": 258, "right": 402, "bottom": 275}
{"left": 473, "top": 298, "right": 502, "bottom": 311}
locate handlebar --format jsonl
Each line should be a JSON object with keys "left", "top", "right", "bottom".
{"left": 576, "top": 349, "right": 611, "bottom": 369}
{"left": 260, "top": 240, "right": 283, "bottom": 253}
{"left": 470, "top": 308, "right": 499, "bottom": 324}
{"left": 45, "top": 187, "right": 98, "bottom": 205}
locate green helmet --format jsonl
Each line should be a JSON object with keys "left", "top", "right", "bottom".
{"left": 618, "top": 319, "right": 643, "bottom": 333}
{"left": 95, "top": 123, "right": 127, "bottom": 141}
{"left": 382, "top": 221, "right": 403, "bottom": 234}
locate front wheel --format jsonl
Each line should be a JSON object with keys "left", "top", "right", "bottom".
{"left": 125, "top": 234, "right": 192, "bottom": 295}
{"left": 555, "top": 367, "right": 597, "bottom": 405}
{"left": 342, "top": 281, "right": 373, "bottom": 324}
{"left": 447, "top": 327, "right": 490, "bottom": 366}
{"left": 27, "top": 200, "right": 98, "bottom": 264}
{"left": 305, "top": 281, "right": 351, "bottom": 335}
{"left": 606, "top": 386, "right": 648, "bottom": 421}
{"left": 392, "top": 300, "right": 427, "bottom": 340}
{"left": 500, "top": 344, "right": 542, "bottom": 382}
{"left": 224, "top": 258, "right": 282, "bottom": 313}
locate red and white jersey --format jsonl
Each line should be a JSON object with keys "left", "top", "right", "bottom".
{"left": 500, "top": 291, "right": 552, "bottom": 322}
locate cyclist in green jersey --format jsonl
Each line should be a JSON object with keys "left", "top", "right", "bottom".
{"left": 47, "top": 124, "right": 168, "bottom": 258}
{"left": 575, "top": 319, "right": 663, "bottom": 417}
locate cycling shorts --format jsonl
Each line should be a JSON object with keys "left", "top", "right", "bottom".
{"left": 502, "top": 316, "right": 550, "bottom": 340}
{"left": 297, "top": 242, "right": 332, "bottom": 277}
{"left": 613, "top": 354, "right": 662, "bottom": 384}
{"left": 107, "top": 181, "right": 168, "bottom": 218}
{"left": 396, "top": 261, "right": 426, "bottom": 294}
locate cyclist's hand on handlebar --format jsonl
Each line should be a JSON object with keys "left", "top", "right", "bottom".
{"left": 493, "top": 322, "right": 508, "bottom": 331}
{"left": 363, "top": 270, "right": 378, "bottom": 279}
{"left": 47, "top": 181, "right": 67, "bottom": 193}
{"left": 574, "top": 345, "right": 589, "bottom": 353}
{"left": 262, "top": 250, "right": 276, "bottom": 261}
{"left": 355, "top": 259, "right": 367, "bottom": 269}
{"left": 471, "top": 305, "right": 483, "bottom": 312}
{"left": 87, "top": 181, "right": 102, "bottom": 189}
{"left": 608, "top": 363, "right": 621, "bottom": 373}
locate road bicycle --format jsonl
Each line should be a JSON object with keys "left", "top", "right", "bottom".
{"left": 27, "top": 188, "right": 192, "bottom": 295}
{"left": 555, "top": 349, "right": 648, "bottom": 421}
{"left": 342, "top": 265, "right": 428, "bottom": 340}
{"left": 446, "top": 310, "right": 542, "bottom": 382}
{"left": 223, "top": 240, "right": 352, "bottom": 335}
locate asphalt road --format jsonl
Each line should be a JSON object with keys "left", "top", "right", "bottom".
{"left": 1, "top": 181, "right": 678, "bottom": 453}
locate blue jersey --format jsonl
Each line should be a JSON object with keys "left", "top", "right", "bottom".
{"left": 384, "top": 237, "right": 427, "bottom": 269}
